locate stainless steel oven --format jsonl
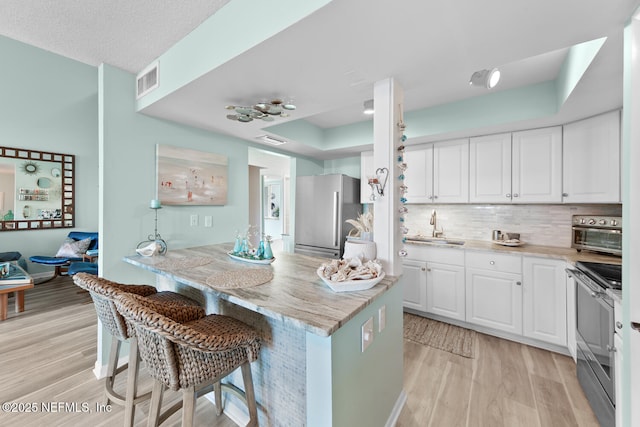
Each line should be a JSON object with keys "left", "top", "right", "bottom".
{"left": 567, "top": 261, "right": 621, "bottom": 427}
{"left": 571, "top": 215, "right": 622, "bottom": 256}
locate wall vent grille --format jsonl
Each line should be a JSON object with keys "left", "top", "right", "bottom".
{"left": 136, "top": 62, "right": 159, "bottom": 99}
{"left": 257, "top": 135, "right": 287, "bottom": 145}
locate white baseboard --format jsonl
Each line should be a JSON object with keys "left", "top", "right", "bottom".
{"left": 386, "top": 389, "right": 407, "bottom": 427}
{"left": 93, "top": 355, "right": 129, "bottom": 380}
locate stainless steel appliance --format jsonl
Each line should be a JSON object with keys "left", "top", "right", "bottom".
{"left": 571, "top": 215, "right": 622, "bottom": 256}
{"left": 567, "top": 261, "right": 621, "bottom": 427}
{"left": 294, "top": 174, "right": 360, "bottom": 259}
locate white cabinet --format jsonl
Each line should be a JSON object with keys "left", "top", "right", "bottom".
{"left": 614, "top": 299, "right": 623, "bottom": 427}
{"left": 404, "top": 139, "right": 468, "bottom": 204}
{"left": 566, "top": 271, "right": 577, "bottom": 361}
{"left": 470, "top": 127, "right": 562, "bottom": 203}
{"left": 403, "top": 146, "right": 432, "bottom": 204}
{"left": 402, "top": 259, "right": 427, "bottom": 311}
{"left": 432, "top": 140, "right": 469, "bottom": 203}
{"left": 512, "top": 127, "right": 563, "bottom": 203}
{"left": 465, "top": 252, "right": 523, "bottom": 335}
{"left": 562, "top": 110, "right": 621, "bottom": 203}
{"left": 426, "top": 261, "right": 466, "bottom": 321}
{"left": 360, "top": 151, "right": 374, "bottom": 204}
{"left": 522, "top": 257, "right": 567, "bottom": 347}
{"left": 469, "top": 133, "right": 512, "bottom": 203}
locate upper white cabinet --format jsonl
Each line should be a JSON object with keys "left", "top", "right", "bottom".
{"left": 405, "top": 139, "right": 469, "bottom": 204}
{"left": 522, "top": 257, "right": 567, "bottom": 347}
{"left": 562, "top": 110, "right": 621, "bottom": 203}
{"left": 512, "top": 127, "right": 563, "bottom": 203}
{"left": 403, "top": 146, "right": 432, "bottom": 204}
{"left": 470, "top": 127, "right": 562, "bottom": 203}
{"left": 360, "top": 151, "right": 374, "bottom": 204}
{"left": 469, "top": 133, "right": 512, "bottom": 203}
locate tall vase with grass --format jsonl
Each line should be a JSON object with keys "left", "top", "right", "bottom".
{"left": 345, "top": 211, "right": 374, "bottom": 241}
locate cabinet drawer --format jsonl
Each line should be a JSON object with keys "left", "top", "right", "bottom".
{"left": 404, "top": 244, "right": 464, "bottom": 265}
{"left": 466, "top": 251, "right": 521, "bottom": 274}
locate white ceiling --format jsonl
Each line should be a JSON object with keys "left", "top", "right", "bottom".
{"left": 1, "top": 0, "right": 639, "bottom": 160}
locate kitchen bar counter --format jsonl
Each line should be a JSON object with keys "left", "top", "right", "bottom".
{"left": 123, "top": 243, "right": 404, "bottom": 426}
{"left": 406, "top": 238, "right": 621, "bottom": 265}
{"left": 123, "top": 243, "right": 398, "bottom": 336}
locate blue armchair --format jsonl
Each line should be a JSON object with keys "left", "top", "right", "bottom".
{"left": 30, "top": 231, "right": 99, "bottom": 280}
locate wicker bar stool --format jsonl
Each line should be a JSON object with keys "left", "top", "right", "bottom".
{"left": 72, "top": 272, "right": 204, "bottom": 427}
{"left": 113, "top": 292, "right": 261, "bottom": 427}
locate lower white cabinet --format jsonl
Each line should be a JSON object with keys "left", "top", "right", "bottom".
{"left": 614, "top": 299, "right": 623, "bottom": 427}
{"left": 466, "top": 267, "right": 523, "bottom": 335}
{"left": 402, "top": 259, "right": 427, "bottom": 311}
{"left": 566, "top": 271, "right": 577, "bottom": 361}
{"left": 426, "top": 261, "right": 466, "bottom": 321}
{"left": 522, "top": 257, "right": 567, "bottom": 347}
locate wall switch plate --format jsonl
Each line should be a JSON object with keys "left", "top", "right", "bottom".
{"left": 190, "top": 214, "right": 198, "bottom": 226}
{"left": 361, "top": 317, "right": 374, "bottom": 352}
{"left": 204, "top": 216, "right": 212, "bottom": 227}
{"left": 379, "top": 305, "right": 386, "bottom": 332}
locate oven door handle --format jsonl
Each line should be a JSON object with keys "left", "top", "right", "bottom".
{"left": 566, "top": 268, "right": 606, "bottom": 299}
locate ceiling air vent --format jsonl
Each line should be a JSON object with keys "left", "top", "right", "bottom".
{"left": 136, "top": 62, "right": 159, "bottom": 99}
{"left": 257, "top": 135, "right": 287, "bottom": 146}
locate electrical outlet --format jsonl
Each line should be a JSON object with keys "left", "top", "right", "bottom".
{"left": 379, "top": 305, "right": 386, "bottom": 332}
{"left": 204, "top": 216, "right": 212, "bottom": 227}
{"left": 361, "top": 317, "right": 374, "bottom": 352}
{"left": 190, "top": 214, "right": 198, "bottom": 226}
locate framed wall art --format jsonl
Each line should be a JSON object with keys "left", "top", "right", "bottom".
{"left": 156, "top": 144, "right": 228, "bottom": 206}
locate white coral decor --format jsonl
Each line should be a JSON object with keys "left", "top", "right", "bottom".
{"left": 345, "top": 211, "right": 374, "bottom": 237}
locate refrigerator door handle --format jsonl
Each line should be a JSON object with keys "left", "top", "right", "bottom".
{"left": 333, "top": 191, "right": 339, "bottom": 247}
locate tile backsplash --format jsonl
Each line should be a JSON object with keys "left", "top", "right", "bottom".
{"left": 404, "top": 204, "right": 622, "bottom": 248}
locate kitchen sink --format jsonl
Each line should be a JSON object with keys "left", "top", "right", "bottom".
{"left": 405, "top": 236, "right": 465, "bottom": 246}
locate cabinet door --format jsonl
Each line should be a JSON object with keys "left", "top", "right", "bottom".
{"left": 404, "top": 146, "right": 433, "bottom": 204}
{"left": 562, "top": 110, "right": 620, "bottom": 203}
{"left": 469, "top": 133, "right": 512, "bottom": 203}
{"left": 360, "top": 151, "right": 374, "bottom": 204}
{"left": 433, "top": 139, "right": 469, "bottom": 203}
{"left": 512, "top": 127, "right": 562, "bottom": 203}
{"left": 614, "top": 331, "right": 623, "bottom": 427}
{"left": 402, "top": 259, "right": 427, "bottom": 311}
{"left": 522, "top": 257, "right": 567, "bottom": 346}
{"left": 566, "top": 272, "right": 577, "bottom": 361}
{"left": 426, "top": 262, "right": 465, "bottom": 321}
{"left": 466, "top": 268, "right": 522, "bottom": 334}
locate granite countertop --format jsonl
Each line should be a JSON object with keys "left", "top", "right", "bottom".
{"left": 123, "top": 243, "right": 398, "bottom": 337}
{"left": 405, "top": 238, "right": 622, "bottom": 265}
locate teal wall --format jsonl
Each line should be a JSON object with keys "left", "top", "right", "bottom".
{"left": 0, "top": 36, "right": 99, "bottom": 273}
{"left": 306, "top": 283, "right": 404, "bottom": 426}
{"left": 323, "top": 156, "right": 361, "bottom": 179}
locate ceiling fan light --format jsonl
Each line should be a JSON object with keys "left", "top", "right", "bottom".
{"left": 469, "top": 68, "right": 501, "bottom": 89}
{"left": 363, "top": 99, "right": 374, "bottom": 115}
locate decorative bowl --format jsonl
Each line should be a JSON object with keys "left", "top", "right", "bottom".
{"left": 316, "top": 268, "right": 385, "bottom": 293}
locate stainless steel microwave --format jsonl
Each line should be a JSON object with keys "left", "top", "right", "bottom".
{"left": 571, "top": 215, "right": 622, "bottom": 256}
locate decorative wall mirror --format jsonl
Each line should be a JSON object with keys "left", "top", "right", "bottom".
{"left": 0, "top": 146, "right": 75, "bottom": 231}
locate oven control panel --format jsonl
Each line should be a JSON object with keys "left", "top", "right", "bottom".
{"left": 572, "top": 215, "right": 622, "bottom": 229}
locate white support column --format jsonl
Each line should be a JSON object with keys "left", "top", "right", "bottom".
{"left": 372, "top": 78, "right": 404, "bottom": 277}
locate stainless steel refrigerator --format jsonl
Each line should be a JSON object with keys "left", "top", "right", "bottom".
{"left": 294, "top": 174, "right": 361, "bottom": 258}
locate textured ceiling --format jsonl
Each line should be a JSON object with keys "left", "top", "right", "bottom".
{"left": 0, "top": 0, "right": 230, "bottom": 73}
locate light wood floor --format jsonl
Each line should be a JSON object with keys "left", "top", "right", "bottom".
{"left": 0, "top": 277, "right": 598, "bottom": 426}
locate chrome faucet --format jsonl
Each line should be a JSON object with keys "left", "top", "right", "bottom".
{"left": 430, "top": 209, "right": 443, "bottom": 238}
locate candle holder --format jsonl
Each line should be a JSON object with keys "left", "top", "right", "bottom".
{"left": 136, "top": 199, "right": 167, "bottom": 256}
{"left": 368, "top": 167, "right": 389, "bottom": 201}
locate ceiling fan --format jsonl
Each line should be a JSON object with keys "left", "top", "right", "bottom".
{"left": 225, "top": 98, "right": 296, "bottom": 122}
